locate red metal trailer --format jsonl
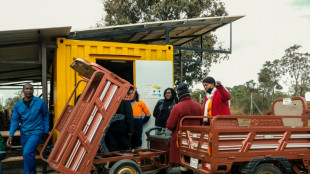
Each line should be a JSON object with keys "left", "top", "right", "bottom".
{"left": 41, "top": 58, "right": 310, "bottom": 174}
{"left": 178, "top": 97, "right": 310, "bottom": 174}
{"left": 40, "top": 58, "right": 169, "bottom": 174}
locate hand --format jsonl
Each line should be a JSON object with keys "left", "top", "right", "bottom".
{"left": 215, "top": 81, "right": 222, "bottom": 87}
{"left": 6, "top": 136, "right": 13, "bottom": 148}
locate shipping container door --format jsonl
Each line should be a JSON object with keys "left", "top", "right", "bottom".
{"left": 135, "top": 60, "right": 173, "bottom": 148}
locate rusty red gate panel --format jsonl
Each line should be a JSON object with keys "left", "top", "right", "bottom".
{"left": 41, "top": 58, "right": 134, "bottom": 174}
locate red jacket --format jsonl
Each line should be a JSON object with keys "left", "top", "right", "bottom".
{"left": 202, "top": 85, "right": 231, "bottom": 116}
{"left": 166, "top": 96, "right": 201, "bottom": 164}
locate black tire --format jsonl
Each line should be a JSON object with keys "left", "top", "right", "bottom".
{"left": 254, "top": 163, "right": 282, "bottom": 174}
{"left": 109, "top": 159, "right": 142, "bottom": 174}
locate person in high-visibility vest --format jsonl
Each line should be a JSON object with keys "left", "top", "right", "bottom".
{"left": 128, "top": 89, "right": 151, "bottom": 149}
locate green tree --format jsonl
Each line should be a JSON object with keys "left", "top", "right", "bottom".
{"left": 258, "top": 60, "right": 282, "bottom": 102}
{"left": 98, "top": 0, "right": 229, "bottom": 86}
{"left": 4, "top": 91, "right": 23, "bottom": 111}
{"left": 228, "top": 85, "right": 249, "bottom": 115}
{"left": 99, "top": 0, "right": 227, "bottom": 26}
{"left": 190, "top": 89, "right": 205, "bottom": 105}
{"left": 280, "top": 45, "right": 310, "bottom": 96}
{"left": 228, "top": 80, "right": 284, "bottom": 115}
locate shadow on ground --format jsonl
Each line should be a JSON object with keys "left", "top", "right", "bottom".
{"left": 2, "top": 159, "right": 182, "bottom": 174}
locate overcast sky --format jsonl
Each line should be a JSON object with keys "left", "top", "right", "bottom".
{"left": 210, "top": 0, "right": 310, "bottom": 88}
{"left": 0, "top": 0, "right": 310, "bottom": 101}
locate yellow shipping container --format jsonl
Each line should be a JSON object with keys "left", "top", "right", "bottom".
{"left": 53, "top": 38, "right": 174, "bottom": 143}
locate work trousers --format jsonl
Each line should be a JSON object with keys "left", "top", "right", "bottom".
{"left": 0, "top": 153, "right": 6, "bottom": 174}
{"left": 131, "top": 132, "right": 142, "bottom": 149}
{"left": 21, "top": 133, "right": 42, "bottom": 174}
{"left": 107, "top": 131, "right": 131, "bottom": 151}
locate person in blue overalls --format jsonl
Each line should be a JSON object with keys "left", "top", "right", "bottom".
{"left": 6, "top": 83, "right": 49, "bottom": 174}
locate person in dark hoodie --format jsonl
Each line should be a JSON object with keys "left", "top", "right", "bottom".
{"left": 153, "top": 88, "right": 178, "bottom": 129}
{"left": 106, "top": 100, "right": 134, "bottom": 151}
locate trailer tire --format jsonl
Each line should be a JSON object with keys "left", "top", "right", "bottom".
{"left": 254, "top": 163, "right": 282, "bottom": 174}
{"left": 109, "top": 159, "right": 142, "bottom": 174}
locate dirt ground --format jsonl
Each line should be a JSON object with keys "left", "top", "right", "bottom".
{"left": 2, "top": 159, "right": 57, "bottom": 174}
{"left": 1, "top": 159, "right": 181, "bottom": 174}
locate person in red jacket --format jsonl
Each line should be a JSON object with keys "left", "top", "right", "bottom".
{"left": 166, "top": 83, "right": 201, "bottom": 174}
{"left": 202, "top": 77, "right": 231, "bottom": 124}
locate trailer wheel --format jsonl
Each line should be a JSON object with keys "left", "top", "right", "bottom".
{"left": 109, "top": 159, "right": 142, "bottom": 174}
{"left": 254, "top": 163, "right": 282, "bottom": 174}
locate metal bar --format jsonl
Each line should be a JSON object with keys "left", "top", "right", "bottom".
{"left": 74, "top": 149, "right": 86, "bottom": 171}
{"left": 0, "top": 75, "right": 41, "bottom": 81}
{"left": 0, "top": 41, "right": 39, "bottom": 48}
{"left": 230, "top": 22, "right": 232, "bottom": 53}
{"left": 173, "top": 20, "right": 231, "bottom": 28}
{"left": 133, "top": 23, "right": 164, "bottom": 41}
{"left": 65, "top": 141, "right": 81, "bottom": 168}
{"left": 83, "top": 107, "right": 98, "bottom": 134}
{"left": 200, "top": 35, "right": 203, "bottom": 62}
{"left": 0, "top": 73, "right": 40, "bottom": 79}
{"left": 0, "top": 83, "right": 38, "bottom": 87}
{"left": 165, "top": 27, "right": 170, "bottom": 44}
{"left": 0, "top": 81, "right": 33, "bottom": 86}
{"left": 68, "top": 20, "right": 232, "bottom": 40}
{"left": 175, "top": 21, "right": 231, "bottom": 46}
{"left": 89, "top": 116, "right": 102, "bottom": 142}
{"left": 131, "top": 34, "right": 199, "bottom": 43}
{"left": 89, "top": 53, "right": 140, "bottom": 58}
{"left": 123, "top": 33, "right": 138, "bottom": 42}
{"left": 144, "top": 21, "right": 231, "bottom": 46}
{"left": 179, "top": 49, "right": 182, "bottom": 59}
{"left": 180, "top": 61, "right": 183, "bottom": 82}
{"left": 99, "top": 81, "right": 111, "bottom": 101}
{"left": 104, "top": 85, "right": 118, "bottom": 109}
{"left": 41, "top": 41, "right": 48, "bottom": 104}
{"left": 174, "top": 46, "right": 231, "bottom": 54}
{"left": 0, "top": 67, "right": 40, "bottom": 74}
{"left": 0, "top": 60, "right": 41, "bottom": 64}
{"left": 174, "top": 59, "right": 201, "bottom": 63}
{"left": 0, "top": 87, "right": 42, "bottom": 90}
{"left": 146, "top": 24, "right": 178, "bottom": 43}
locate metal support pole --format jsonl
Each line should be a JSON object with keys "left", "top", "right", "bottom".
{"left": 179, "top": 49, "right": 183, "bottom": 82}
{"left": 41, "top": 41, "right": 48, "bottom": 105}
{"left": 200, "top": 35, "right": 203, "bottom": 61}
{"left": 230, "top": 22, "right": 232, "bottom": 53}
{"left": 180, "top": 61, "right": 183, "bottom": 83}
{"left": 250, "top": 93, "right": 253, "bottom": 115}
{"left": 165, "top": 27, "right": 170, "bottom": 44}
{"left": 39, "top": 40, "right": 48, "bottom": 174}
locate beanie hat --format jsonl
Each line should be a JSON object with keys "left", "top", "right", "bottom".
{"left": 177, "top": 83, "right": 190, "bottom": 99}
{"left": 177, "top": 83, "right": 188, "bottom": 91}
{"left": 203, "top": 77, "right": 215, "bottom": 85}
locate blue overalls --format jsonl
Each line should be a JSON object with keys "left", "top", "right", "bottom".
{"left": 9, "top": 97, "right": 49, "bottom": 174}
